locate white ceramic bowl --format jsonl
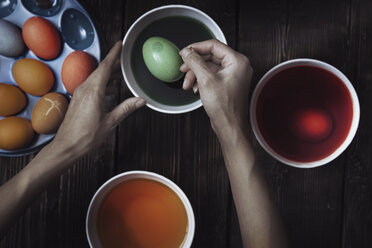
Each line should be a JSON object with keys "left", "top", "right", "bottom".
{"left": 250, "top": 59, "right": 360, "bottom": 168}
{"left": 86, "top": 170, "right": 195, "bottom": 248}
{"left": 121, "top": 5, "right": 226, "bottom": 114}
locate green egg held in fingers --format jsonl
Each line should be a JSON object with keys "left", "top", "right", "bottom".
{"left": 142, "top": 37, "right": 184, "bottom": 83}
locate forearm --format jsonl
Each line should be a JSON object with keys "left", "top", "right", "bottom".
{"left": 216, "top": 124, "right": 287, "bottom": 248}
{"left": 0, "top": 141, "right": 80, "bottom": 236}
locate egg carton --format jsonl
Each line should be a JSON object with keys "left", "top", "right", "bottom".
{"left": 0, "top": 0, "right": 101, "bottom": 156}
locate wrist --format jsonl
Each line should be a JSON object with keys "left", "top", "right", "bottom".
{"left": 18, "top": 139, "right": 82, "bottom": 198}
{"left": 35, "top": 139, "right": 82, "bottom": 170}
{"left": 212, "top": 118, "right": 250, "bottom": 148}
{"left": 211, "top": 113, "right": 248, "bottom": 137}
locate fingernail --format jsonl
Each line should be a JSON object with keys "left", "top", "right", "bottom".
{"left": 193, "top": 86, "right": 198, "bottom": 94}
{"left": 180, "top": 47, "right": 192, "bottom": 58}
{"left": 187, "top": 46, "right": 195, "bottom": 52}
{"left": 136, "top": 99, "right": 146, "bottom": 107}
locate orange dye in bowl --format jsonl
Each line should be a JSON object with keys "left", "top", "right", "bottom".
{"left": 97, "top": 178, "right": 188, "bottom": 248}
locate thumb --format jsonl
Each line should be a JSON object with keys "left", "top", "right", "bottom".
{"left": 104, "top": 97, "right": 146, "bottom": 129}
{"left": 180, "top": 47, "right": 215, "bottom": 87}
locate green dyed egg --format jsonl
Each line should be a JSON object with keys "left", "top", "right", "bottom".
{"left": 142, "top": 37, "right": 184, "bottom": 83}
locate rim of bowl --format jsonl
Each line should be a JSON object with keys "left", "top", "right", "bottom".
{"left": 121, "top": 4, "right": 227, "bottom": 114}
{"left": 250, "top": 58, "right": 360, "bottom": 168}
{"left": 86, "top": 170, "right": 195, "bottom": 248}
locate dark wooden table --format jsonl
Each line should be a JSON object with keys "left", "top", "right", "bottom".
{"left": 1, "top": 0, "right": 372, "bottom": 247}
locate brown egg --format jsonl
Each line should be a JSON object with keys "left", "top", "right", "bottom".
{"left": 31, "top": 92, "right": 69, "bottom": 134}
{"left": 0, "top": 117, "right": 34, "bottom": 150}
{"left": 12, "top": 58, "right": 54, "bottom": 96}
{"left": 61, "top": 51, "right": 97, "bottom": 94}
{"left": 22, "top": 17, "right": 61, "bottom": 60}
{"left": 0, "top": 83, "right": 27, "bottom": 116}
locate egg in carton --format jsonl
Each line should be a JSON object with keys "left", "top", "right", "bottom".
{"left": 0, "top": 0, "right": 101, "bottom": 156}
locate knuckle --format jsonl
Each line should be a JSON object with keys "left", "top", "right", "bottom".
{"left": 84, "top": 88, "right": 94, "bottom": 97}
{"left": 122, "top": 102, "right": 135, "bottom": 114}
{"left": 185, "top": 72, "right": 194, "bottom": 80}
{"left": 230, "top": 52, "right": 240, "bottom": 61}
{"left": 210, "top": 38, "right": 220, "bottom": 45}
{"left": 184, "top": 51, "right": 198, "bottom": 62}
{"left": 77, "top": 83, "right": 100, "bottom": 98}
{"left": 122, "top": 104, "right": 130, "bottom": 113}
{"left": 99, "top": 59, "right": 110, "bottom": 70}
{"left": 202, "top": 54, "right": 212, "bottom": 61}
{"left": 103, "top": 116, "right": 115, "bottom": 130}
{"left": 73, "top": 85, "right": 84, "bottom": 96}
{"left": 236, "top": 54, "right": 252, "bottom": 69}
{"left": 203, "top": 75, "right": 217, "bottom": 86}
{"left": 250, "top": 65, "right": 254, "bottom": 74}
{"left": 240, "top": 54, "right": 251, "bottom": 65}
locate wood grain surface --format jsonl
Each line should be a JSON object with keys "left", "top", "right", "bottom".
{"left": 342, "top": 0, "right": 372, "bottom": 247}
{"left": 120, "top": 1, "right": 236, "bottom": 247}
{"left": 1, "top": 0, "right": 372, "bottom": 247}
{"left": 239, "top": 1, "right": 348, "bottom": 247}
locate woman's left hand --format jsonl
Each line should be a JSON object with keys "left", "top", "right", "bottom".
{"left": 51, "top": 41, "right": 146, "bottom": 157}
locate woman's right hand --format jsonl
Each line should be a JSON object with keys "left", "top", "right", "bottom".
{"left": 179, "top": 39, "right": 253, "bottom": 137}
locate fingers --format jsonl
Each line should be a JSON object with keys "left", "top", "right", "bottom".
{"left": 180, "top": 63, "right": 188, "bottom": 73}
{"left": 90, "top": 41, "right": 122, "bottom": 88}
{"left": 187, "top": 39, "right": 236, "bottom": 65}
{"left": 183, "top": 70, "right": 196, "bottom": 90}
{"left": 181, "top": 61, "right": 222, "bottom": 74}
{"left": 203, "top": 54, "right": 222, "bottom": 65}
{"left": 180, "top": 54, "right": 221, "bottom": 72}
{"left": 187, "top": 61, "right": 223, "bottom": 94}
{"left": 192, "top": 84, "right": 199, "bottom": 94}
{"left": 179, "top": 47, "right": 215, "bottom": 88}
{"left": 181, "top": 61, "right": 221, "bottom": 92}
{"left": 103, "top": 97, "right": 146, "bottom": 129}
{"left": 112, "top": 57, "right": 121, "bottom": 72}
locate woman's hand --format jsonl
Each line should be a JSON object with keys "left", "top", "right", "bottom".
{"left": 51, "top": 41, "right": 146, "bottom": 157}
{"left": 180, "top": 40, "right": 287, "bottom": 248}
{"left": 179, "top": 39, "right": 253, "bottom": 137}
{"left": 0, "top": 41, "right": 146, "bottom": 237}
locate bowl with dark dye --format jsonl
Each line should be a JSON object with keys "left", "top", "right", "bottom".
{"left": 121, "top": 5, "right": 226, "bottom": 114}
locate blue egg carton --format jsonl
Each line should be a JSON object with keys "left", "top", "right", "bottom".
{"left": 0, "top": 0, "right": 101, "bottom": 157}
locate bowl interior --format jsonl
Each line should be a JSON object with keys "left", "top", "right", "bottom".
{"left": 86, "top": 171, "right": 195, "bottom": 248}
{"left": 121, "top": 5, "right": 226, "bottom": 114}
{"left": 250, "top": 59, "right": 360, "bottom": 168}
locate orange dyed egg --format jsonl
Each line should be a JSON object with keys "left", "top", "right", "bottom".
{"left": 61, "top": 51, "right": 97, "bottom": 94}
{"left": 0, "top": 83, "right": 27, "bottom": 116}
{"left": 31, "top": 92, "right": 69, "bottom": 134}
{"left": 0, "top": 117, "right": 34, "bottom": 150}
{"left": 12, "top": 58, "right": 54, "bottom": 96}
{"left": 22, "top": 17, "right": 61, "bottom": 60}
